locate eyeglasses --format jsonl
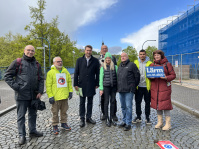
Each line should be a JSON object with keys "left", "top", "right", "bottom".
{"left": 56, "top": 61, "right": 62, "bottom": 63}
{"left": 26, "top": 49, "right": 35, "bottom": 52}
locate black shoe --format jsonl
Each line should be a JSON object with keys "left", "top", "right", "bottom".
{"left": 106, "top": 119, "right": 111, "bottom": 127}
{"left": 132, "top": 117, "right": 141, "bottom": 124}
{"left": 112, "top": 115, "right": 118, "bottom": 121}
{"left": 124, "top": 125, "right": 131, "bottom": 131}
{"left": 80, "top": 120, "right": 85, "bottom": 127}
{"left": 100, "top": 114, "right": 106, "bottom": 120}
{"left": 86, "top": 118, "right": 96, "bottom": 124}
{"left": 18, "top": 136, "right": 26, "bottom": 145}
{"left": 118, "top": 122, "right": 126, "bottom": 128}
{"left": 29, "top": 131, "right": 43, "bottom": 137}
{"left": 145, "top": 118, "right": 152, "bottom": 125}
{"left": 111, "top": 119, "right": 117, "bottom": 126}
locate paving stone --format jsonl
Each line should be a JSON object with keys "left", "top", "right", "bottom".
{"left": 0, "top": 89, "right": 199, "bottom": 148}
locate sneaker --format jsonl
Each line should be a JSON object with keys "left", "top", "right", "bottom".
{"left": 124, "top": 125, "right": 131, "bottom": 131}
{"left": 132, "top": 117, "right": 141, "bottom": 124}
{"left": 145, "top": 118, "right": 152, "bottom": 125}
{"left": 61, "top": 123, "right": 71, "bottom": 130}
{"left": 53, "top": 125, "right": 59, "bottom": 135}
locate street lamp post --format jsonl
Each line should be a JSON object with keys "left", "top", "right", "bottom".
{"left": 73, "top": 49, "right": 75, "bottom": 67}
{"left": 35, "top": 37, "right": 51, "bottom": 67}
{"left": 142, "top": 40, "right": 156, "bottom": 50}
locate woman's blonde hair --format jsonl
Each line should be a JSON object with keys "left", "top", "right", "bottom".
{"left": 104, "top": 58, "right": 115, "bottom": 70}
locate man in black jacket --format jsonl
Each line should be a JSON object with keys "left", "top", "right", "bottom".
{"left": 4, "top": 45, "right": 44, "bottom": 145}
{"left": 117, "top": 52, "right": 140, "bottom": 131}
{"left": 98, "top": 45, "right": 118, "bottom": 121}
{"left": 74, "top": 45, "right": 100, "bottom": 127}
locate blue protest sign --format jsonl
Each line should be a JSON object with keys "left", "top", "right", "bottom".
{"left": 145, "top": 66, "right": 165, "bottom": 78}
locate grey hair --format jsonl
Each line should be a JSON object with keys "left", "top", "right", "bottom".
{"left": 53, "top": 56, "right": 62, "bottom": 62}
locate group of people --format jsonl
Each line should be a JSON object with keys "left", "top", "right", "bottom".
{"left": 73, "top": 44, "right": 176, "bottom": 131}
{"left": 4, "top": 44, "right": 176, "bottom": 145}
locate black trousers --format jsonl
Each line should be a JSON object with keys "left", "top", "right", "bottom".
{"left": 101, "top": 92, "right": 117, "bottom": 116}
{"left": 79, "top": 96, "right": 93, "bottom": 120}
{"left": 135, "top": 87, "right": 151, "bottom": 118}
{"left": 16, "top": 100, "right": 37, "bottom": 137}
{"left": 103, "top": 86, "right": 117, "bottom": 119}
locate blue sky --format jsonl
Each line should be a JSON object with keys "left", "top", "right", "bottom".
{"left": 0, "top": 0, "right": 198, "bottom": 54}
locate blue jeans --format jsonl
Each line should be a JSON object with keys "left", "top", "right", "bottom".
{"left": 119, "top": 92, "right": 134, "bottom": 125}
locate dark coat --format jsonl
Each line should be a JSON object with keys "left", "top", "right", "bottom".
{"left": 4, "top": 54, "right": 44, "bottom": 100}
{"left": 150, "top": 57, "right": 176, "bottom": 110}
{"left": 74, "top": 55, "right": 100, "bottom": 97}
{"left": 117, "top": 59, "right": 140, "bottom": 93}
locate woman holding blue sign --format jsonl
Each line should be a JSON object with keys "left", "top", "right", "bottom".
{"left": 149, "top": 50, "right": 176, "bottom": 131}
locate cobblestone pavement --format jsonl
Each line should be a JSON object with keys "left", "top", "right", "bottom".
{"left": 0, "top": 90, "right": 199, "bottom": 149}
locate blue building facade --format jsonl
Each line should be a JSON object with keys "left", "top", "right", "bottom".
{"left": 158, "top": 3, "right": 199, "bottom": 66}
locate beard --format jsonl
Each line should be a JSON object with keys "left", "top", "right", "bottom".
{"left": 55, "top": 65, "right": 62, "bottom": 69}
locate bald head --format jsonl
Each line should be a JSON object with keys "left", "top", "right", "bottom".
{"left": 101, "top": 45, "right": 108, "bottom": 56}
{"left": 121, "top": 52, "right": 128, "bottom": 62}
{"left": 24, "top": 45, "right": 35, "bottom": 57}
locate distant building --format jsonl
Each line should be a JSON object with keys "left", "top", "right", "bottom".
{"left": 159, "top": 3, "right": 199, "bottom": 63}
{"left": 159, "top": 4, "right": 199, "bottom": 79}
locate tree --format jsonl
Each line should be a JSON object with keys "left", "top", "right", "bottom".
{"left": 25, "top": 0, "right": 76, "bottom": 67}
{"left": 0, "top": 32, "right": 29, "bottom": 66}
{"left": 117, "top": 56, "right": 121, "bottom": 66}
{"left": 92, "top": 51, "right": 99, "bottom": 55}
{"left": 116, "top": 46, "right": 138, "bottom": 66}
{"left": 145, "top": 46, "right": 157, "bottom": 61}
{"left": 123, "top": 46, "right": 138, "bottom": 62}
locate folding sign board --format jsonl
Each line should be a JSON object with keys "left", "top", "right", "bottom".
{"left": 156, "top": 141, "right": 179, "bottom": 149}
{"left": 146, "top": 66, "right": 165, "bottom": 78}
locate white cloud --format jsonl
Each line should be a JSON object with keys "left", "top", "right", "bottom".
{"left": 75, "top": 44, "right": 84, "bottom": 50}
{"left": 0, "top": 0, "right": 118, "bottom": 37}
{"left": 120, "top": 16, "right": 172, "bottom": 52}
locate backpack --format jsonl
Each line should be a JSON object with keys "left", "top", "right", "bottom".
{"left": 16, "top": 58, "right": 40, "bottom": 80}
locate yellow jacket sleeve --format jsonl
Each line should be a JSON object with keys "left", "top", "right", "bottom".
{"left": 67, "top": 71, "right": 73, "bottom": 93}
{"left": 46, "top": 70, "right": 54, "bottom": 98}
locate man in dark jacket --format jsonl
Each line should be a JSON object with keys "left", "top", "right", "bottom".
{"left": 98, "top": 45, "right": 118, "bottom": 121}
{"left": 4, "top": 45, "right": 44, "bottom": 145}
{"left": 74, "top": 45, "right": 100, "bottom": 127}
{"left": 117, "top": 52, "right": 140, "bottom": 131}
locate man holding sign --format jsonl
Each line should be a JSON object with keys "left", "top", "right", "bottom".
{"left": 46, "top": 57, "right": 73, "bottom": 135}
